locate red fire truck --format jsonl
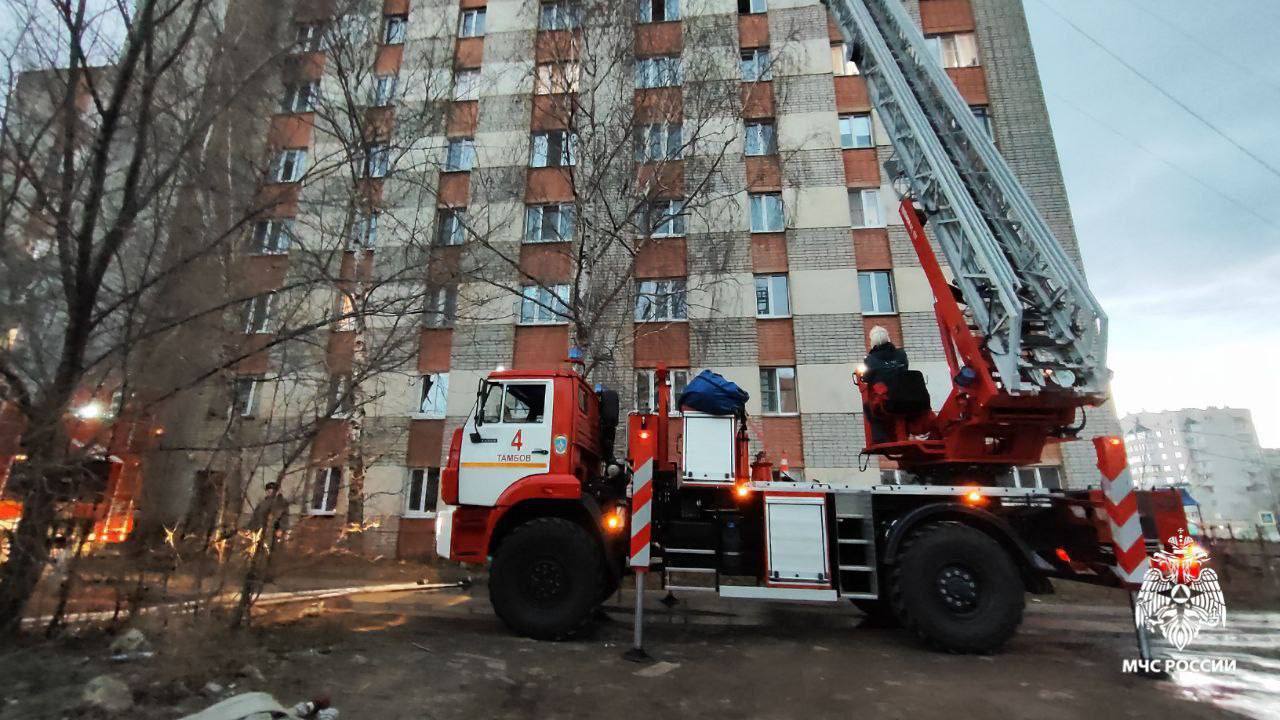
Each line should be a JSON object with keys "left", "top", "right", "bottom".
{"left": 434, "top": 0, "right": 1188, "bottom": 653}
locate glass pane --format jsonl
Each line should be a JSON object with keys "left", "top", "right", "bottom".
{"left": 424, "top": 469, "right": 440, "bottom": 512}
{"left": 759, "top": 370, "right": 775, "bottom": 412}
{"left": 874, "top": 271, "right": 894, "bottom": 312}
{"left": 503, "top": 383, "right": 547, "bottom": 423}
{"left": 777, "top": 367, "right": 797, "bottom": 413}
{"left": 409, "top": 470, "right": 424, "bottom": 511}
{"left": 858, "top": 273, "right": 875, "bottom": 312}
{"left": 755, "top": 276, "right": 769, "bottom": 315}
{"left": 771, "top": 275, "right": 789, "bottom": 316}
{"left": 481, "top": 383, "right": 503, "bottom": 423}
{"left": 848, "top": 191, "right": 866, "bottom": 227}
{"left": 635, "top": 371, "right": 652, "bottom": 411}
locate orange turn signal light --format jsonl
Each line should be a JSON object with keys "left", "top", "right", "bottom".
{"left": 604, "top": 509, "right": 625, "bottom": 532}
{"left": 963, "top": 488, "right": 987, "bottom": 506}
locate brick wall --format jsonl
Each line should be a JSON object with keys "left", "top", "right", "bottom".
{"left": 794, "top": 314, "right": 862, "bottom": 364}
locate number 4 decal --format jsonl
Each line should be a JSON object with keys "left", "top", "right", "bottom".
{"left": 511, "top": 429, "right": 523, "bottom": 451}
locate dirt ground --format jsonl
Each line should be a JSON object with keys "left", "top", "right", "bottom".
{"left": 2, "top": 573, "right": 1270, "bottom": 720}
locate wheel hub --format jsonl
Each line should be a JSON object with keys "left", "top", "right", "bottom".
{"left": 526, "top": 557, "right": 570, "bottom": 604}
{"left": 936, "top": 564, "right": 979, "bottom": 613}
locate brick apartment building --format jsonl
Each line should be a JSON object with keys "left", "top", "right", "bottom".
{"left": 128, "top": 0, "right": 1121, "bottom": 559}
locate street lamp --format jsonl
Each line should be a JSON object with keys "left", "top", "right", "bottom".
{"left": 74, "top": 401, "right": 104, "bottom": 420}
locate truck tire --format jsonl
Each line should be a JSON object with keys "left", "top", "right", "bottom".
{"left": 489, "top": 517, "right": 603, "bottom": 640}
{"left": 889, "top": 522, "right": 1024, "bottom": 653}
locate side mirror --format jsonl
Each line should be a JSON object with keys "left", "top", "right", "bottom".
{"left": 474, "top": 379, "right": 490, "bottom": 428}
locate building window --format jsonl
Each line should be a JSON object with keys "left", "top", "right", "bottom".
{"left": 645, "top": 199, "right": 686, "bottom": 237}
{"left": 233, "top": 376, "right": 261, "bottom": 417}
{"left": 744, "top": 121, "right": 776, "bottom": 156}
{"left": 760, "top": 367, "right": 798, "bottom": 415}
{"left": 858, "top": 270, "right": 896, "bottom": 315}
{"left": 295, "top": 22, "right": 326, "bottom": 53}
{"left": 755, "top": 274, "right": 790, "bottom": 318}
{"left": 363, "top": 143, "right": 390, "bottom": 178}
{"left": 530, "top": 130, "right": 576, "bottom": 167}
{"left": 454, "top": 69, "right": 480, "bottom": 101}
{"left": 250, "top": 219, "right": 293, "bottom": 254}
{"left": 281, "top": 81, "right": 317, "bottom": 113}
{"left": 371, "top": 74, "right": 398, "bottom": 106}
{"left": 638, "top": 0, "right": 680, "bottom": 22}
{"left": 521, "top": 284, "right": 571, "bottom": 324}
{"left": 848, "top": 188, "right": 883, "bottom": 228}
{"left": 416, "top": 373, "right": 449, "bottom": 418}
{"left": 738, "top": 0, "right": 766, "bottom": 14}
{"left": 635, "top": 368, "right": 689, "bottom": 413}
{"left": 445, "top": 138, "right": 476, "bottom": 171}
{"left": 970, "top": 105, "right": 992, "bottom": 137}
{"left": 424, "top": 286, "right": 458, "bottom": 327}
{"left": 328, "top": 374, "right": 353, "bottom": 417}
{"left": 636, "top": 123, "right": 683, "bottom": 162}
{"left": 436, "top": 208, "right": 466, "bottom": 246}
{"left": 243, "top": 293, "right": 273, "bottom": 334}
{"left": 634, "top": 279, "right": 687, "bottom": 322}
{"left": 270, "top": 149, "right": 307, "bottom": 183}
{"left": 925, "top": 32, "right": 979, "bottom": 68}
{"left": 740, "top": 48, "right": 772, "bottom": 81}
{"left": 406, "top": 468, "right": 440, "bottom": 516}
{"left": 839, "top": 113, "right": 873, "bottom": 149}
{"left": 831, "top": 43, "right": 859, "bottom": 75}
{"left": 459, "top": 8, "right": 486, "bottom": 37}
{"left": 539, "top": 1, "right": 582, "bottom": 30}
{"left": 348, "top": 211, "right": 378, "bottom": 250}
{"left": 749, "top": 192, "right": 784, "bottom": 232}
{"left": 635, "top": 56, "right": 682, "bottom": 88}
{"left": 524, "top": 203, "right": 575, "bottom": 243}
{"left": 535, "top": 62, "right": 581, "bottom": 94}
{"left": 310, "top": 467, "right": 341, "bottom": 514}
{"left": 383, "top": 14, "right": 408, "bottom": 45}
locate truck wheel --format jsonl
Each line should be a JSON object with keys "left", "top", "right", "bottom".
{"left": 889, "top": 522, "right": 1024, "bottom": 653}
{"left": 489, "top": 517, "right": 603, "bottom": 640}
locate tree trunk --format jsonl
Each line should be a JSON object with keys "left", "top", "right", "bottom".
{"left": 0, "top": 484, "right": 57, "bottom": 636}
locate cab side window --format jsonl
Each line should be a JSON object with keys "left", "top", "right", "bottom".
{"left": 502, "top": 383, "right": 547, "bottom": 423}
{"left": 481, "top": 382, "right": 504, "bottom": 424}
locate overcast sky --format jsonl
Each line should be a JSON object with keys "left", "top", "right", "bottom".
{"left": 1023, "top": 0, "right": 1280, "bottom": 446}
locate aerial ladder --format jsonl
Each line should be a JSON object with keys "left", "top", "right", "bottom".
{"left": 433, "top": 0, "right": 1185, "bottom": 655}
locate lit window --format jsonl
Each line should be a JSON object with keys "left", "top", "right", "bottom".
{"left": 839, "top": 113, "right": 873, "bottom": 149}
{"left": 760, "top": 367, "right": 798, "bottom": 415}
{"left": 635, "top": 279, "right": 688, "bottom": 322}
{"left": 858, "top": 270, "right": 896, "bottom": 314}
{"left": 281, "top": 81, "right": 317, "bottom": 113}
{"left": 363, "top": 143, "right": 390, "bottom": 178}
{"left": 738, "top": 0, "right": 766, "bottom": 14}
{"left": 458, "top": 8, "right": 486, "bottom": 37}
{"left": 416, "top": 373, "right": 449, "bottom": 418}
{"left": 445, "top": 138, "right": 476, "bottom": 171}
{"left": 524, "top": 203, "right": 576, "bottom": 243}
{"left": 530, "top": 130, "right": 576, "bottom": 167}
{"left": 744, "top": 121, "right": 776, "bottom": 156}
{"left": 635, "top": 368, "right": 689, "bottom": 413}
{"left": 831, "top": 43, "right": 859, "bottom": 75}
{"left": 348, "top": 211, "right": 378, "bottom": 250}
{"left": 309, "top": 467, "right": 341, "bottom": 514}
{"left": 521, "top": 284, "right": 571, "bottom": 324}
{"left": 535, "top": 62, "right": 581, "bottom": 94}
{"left": 741, "top": 48, "right": 772, "bottom": 81}
{"left": 749, "top": 193, "right": 784, "bottom": 232}
{"left": 635, "top": 56, "right": 683, "bottom": 88}
{"left": 424, "top": 286, "right": 458, "bottom": 328}
{"left": 406, "top": 468, "right": 440, "bottom": 515}
{"left": 270, "top": 149, "right": 308, "bottom": 183}
{"left": 243, "top": 293, "right": 274, "bottom": 334}
{"left": 925, "top": 32, "right": 979, "bottom": 68}
{"left": 638, "top": 0, "right": 680, "bottom": 23}
{"left": 636, "top": 123, "right": 683, "bottom": 162}
{"left": 436, "top": 208, "right": 466, "bottom": 246}
{"left": 454, "top": 69, "right": 481, "bottom": 101}
{"left": 383, "top": 15, "right": 408, "bottom": 45}
{"left": 645, "top": 199, "right": 686, "bottom": 237}
{"left": 249, "top": 219, "right": 293, "bottom": 254}
{"left": 371, "top": 74, "right": 398, "bottom": 106}
{"left": 848, "top": 188, "right": 883, "bottom": 228}
{"left": 539, "top": 1, "right": 582, "bottom": 30}
{"left": 233, "top": 376, "right": 262, "bottom": 418}
{"left": 755, "top": 274, "right": 790, "bottom": 318}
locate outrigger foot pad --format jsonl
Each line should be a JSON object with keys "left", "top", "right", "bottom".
{"left": 622, "top": 647, "right": 653, "bottom": 664}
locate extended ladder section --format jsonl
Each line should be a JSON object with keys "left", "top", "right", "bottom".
{"left": 825, "top": 0, "right": 1107, "bottom": 397}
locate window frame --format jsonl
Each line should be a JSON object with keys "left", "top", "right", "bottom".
{"left": 309, "top": 466, "right": 341, "bottom": 515}
{"left": 926, "top": 32, "right": 979, "bottom": 68}
{"left": 848, "top": 188, "right": 883, "bottom": 228}
{"left": 295, "top": 22, "right": 326, "bottom": 53}
{"left": 270, "top": 149, "right": 308, "bottom": 184}
{"left": 635, "top": 122, "right": 683, "bottom": 162}
{"left": 250, "top": 218, "right": 293, "bottom": 255}
{"left": 738, "top": 0, "right": 766, "bottom": 14}
{"left": 383, "top": 14, "right": 408, "bottom": 45}
{"left": 635, "top": 56, "right": 683, "bottom": 89}
{"left": 233, "top": 376, "right": 261, "bottom": 418}
{"left": 831, "top": 42, "right": 859, "bottom": 76}
{"left": 858, "top": 269, "right": 897, "bottom": 315}
{"left": 520, "top": 284, "right": 571, "bottom": 325}
{"left": 744, "top": 120, "right": 777, "bottom": 156}
{"left": 445, "top": 137, "right": 477, "bottom": 172}
{"left": 524, "top": 203, "right": 576, "bottom": 243}
{"left": 424, "top": 285, "right": 458, "bottom": 328}
{"left": 754, "top": 273, "right": 790, "bottom": 318}
{"left": 453, "top": 69, "right": 481, "bottom": 101}
{"left": 436, "top": 208, "right": 466, "bottom": 246}
{"left": 645, "top": 199, "right": 686, "bottom": 238}
{"left": 539, "top": 0, "right": 582, "bottom": 30}
{"left": 535, "top": 62, "right": 581, "bottom": 95}
{"left": 635, "top": 367, "right": 690, "bottom": 414}
{"left": 759, "top": 366, "right": 798, "bottom": 416}
{"left": 415, "top": 372, "right": 449, "bottom": 419}
{"left": 740, "top": 47, "right": 772, "bottom": 82}
{"left": 348, "top": 211, "right": 378, "bottom": 250}
{"left": 530, "top": 130, "right": 576, "bottom": 168}
{"left": 405, "top": 467, "right": 441, "bottom": 517}
{"left": 839, "top": 113, "right": 873, "bottom": 149}
{"left": 638, "top": 0, "right": 680, "bottom": 23}
{"left": 634, "top": 278, "right": 688, "bottom": 322}
{"left": 371, "top": 74, "right": 398, "bottom": 106}
{"left": 363, "top": 143, "right": 391, "bottom": 178}
{"left": 458, "top": 8, "right": 487, "bottom": 38}
{"left": 970, "top": 104, "right": 992, "bottom": 138}
{"left": 281, "top": 81, "right": 318, "bottom": 113}
{"left": 749, "top": 192, "right": 784, "bottom": 233}
{"left": 244, "top": 293, "right": 274, "bottom": 334}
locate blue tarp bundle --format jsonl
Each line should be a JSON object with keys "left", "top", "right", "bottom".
{"left": 678, "top": 370, "right": 749, "bottom": 416}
